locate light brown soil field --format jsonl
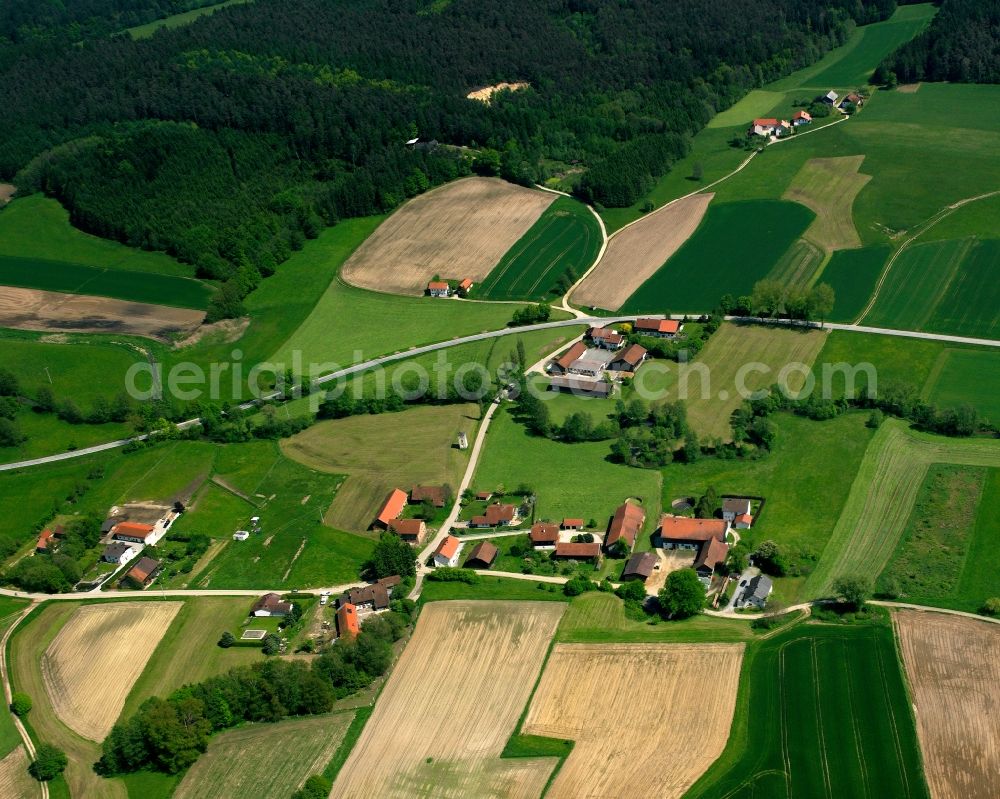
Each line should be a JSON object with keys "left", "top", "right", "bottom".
{"left": 330, "top": 600, "right": 565, "bottom": 798}
{"left": 42, "top": 601, "right": 182, "bottom": 741}
{"left": 0, "top": 286, "right": 204, "bottom": 340}
{"left": 175, "top": 713, "right": 353, "bottom": 799}
{"left": 897, "top": 82, "right": 922, "bottom": 93}
{"left": 573, "top": 193, "right": 713, "bottom": 310}
{"left": 894, "top": 611, "right": 1000, "bottom": 799}
{"left": 0, "top": 183, "right": 14, "bottom": 204}
{"left": 524, "top": 643, "right": 743, "bottom": 798}
{"left": 0, "top": 746, "right": 36, "bottom": 799}
{"left": 783, "top": 156, "right": 871, "bottom": 252}
{"left": 281, "top": 403, "right": 479, "bottom": 532}
{"left": 466, "top": 82, "right": 530, "bottom": 103}
{"left": 341, "top": 177, "right": 555, "bottom": 295}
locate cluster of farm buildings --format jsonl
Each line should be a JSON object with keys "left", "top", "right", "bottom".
{"left": 748, "top": 90, "right": 865, "bottom": 139}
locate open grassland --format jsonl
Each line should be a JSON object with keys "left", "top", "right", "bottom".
{"left": 919, "top": 192, "right": 1000, "bottom": 242}
{"left": 708, "top": 91, "right": 786, "bottom": 128}
{"left": 661, "top": 412, "right": 873, "bottom": 603}
{"left": 895, "top": 611, "right": 1000, "bottom": 799}
{"left": 878, "top": 465, "right": 996, "bottom": 612}
{"left": 331, "top": 601, "right": 564, "bottom": 798}
{"left": 806, "top": 419, "right": 1000, "bottom": 598}
{"left": 171, "top": 482, "right": 258, "bottom": 539}
{"left": 574, "top": 193, "right": 711, "bottom": 311}
{"left": 11, "top": 603, "right": 126, "bottom": 799}
{"left": 120, "top": 597, "right": 264, "bottom": 719}
{"left": 0, "top": 597, "right": 30, "bottom": 759}
{"left": 0, "top": 410, "right": 133, "bottom": 463}
{"left": 174, "top": 713, "right": 352, "bottom": 799}
{"left": 478, "top": 197, "right": 600, "bottom": 301}
{"left": 281, "top": 403, "right": 478, "bottom": 532}
{"left": 0, "top": 196, "right": 192, "bottom": 277}
{"left": 688, "top": 621, "right": 928, "bottom": 799}
{"left": 923, "top": 348, "right": 1000, "bottom": 426}
{"left": 683, "top": 322, "right": 827, "bottom": 440}
{"left": 783, "top": 156, "right": 871, "bottom": 252}
{"left": 524, "top": 643, "right": 743, "bottom": 798}
{"left": 820, "top": 244, "right": 890, "bottom": 321}
{"left": 621, "top": 201, "right": 814, "bottom": 313}
{"left": 0, "top": 747, "right": 36, "bottom": 799}
{"left": 42, "top": 602, "right": 182, "bottom": 741}
{"left": 864, "top": 238, "right": 1000, "bottom": 339}
{"left": 473, "top": 406, "right": 662, "bottom": 536}
{"left": 127, "top": 0, "right": 252, "bottom": 38}
{"left": 341, "top": 177, "right": 555, "bottom": 295}
{"left": 768, "top": 238, "right": 825, "bottom": 287}
{"left": 557, "top": 593, "right": 756, "bottom": 643}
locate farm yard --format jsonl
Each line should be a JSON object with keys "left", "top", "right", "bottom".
{"left": 572, "top": 193, "right": 712, "bottom": 310}
{"left": 682, "top": 322, "right": 827, "bottom": 440}
{"left": 41, "top": 601, "right": 182, "bottom": 740}
{"left": 688, "top": 622, "right": 928, "bottom": 799}
{"left": 173, "top": 713, "right": 354, "bottom": 799}
{"left": 782, "top": 156, "right": 871, "bottom": 252}
{"left": 620, "top": 200, "right": 814, "bottom": 313}
{"left": 477, "top": 196, "right": 601, "bottom": 301}
{"left": 524, "top": 643, "right": 743, "bottom": 798}
{"left": 894, "top": 612, "right": 1000, "bottom": 799}
{"left": 805, "top": 419, "right": 1000, "bottom": 599}
{"left": 340, "top": 177, "right": 555, "bottom": 295}
{"left": 331, "top": 601, "right": 565, "bottom": 798}
{"left": 280, "top": 403, "right": 479, "bottom": 532}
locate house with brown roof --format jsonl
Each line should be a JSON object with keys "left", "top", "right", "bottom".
{"left": 112, "top": 521, "right": 157, "bottom": 545}
{"left": 587, "top": 327, "right": 625, "bottom": 350}
{"left": 251, "top": 593, "right": 293, "bottom": 617}
{"left": 373, "top": 488, "right": 408, "bottom": 530}
{"left": 749, "top": 117, "right": 790, "bottom": 137}
{"left": 469, "top": 503, "right": 517, "bottom": 528}
{"left": 389, "top": 518, "right": 427, "bottom": 544}
{"left": 694, "top": 537, "right": 730, "bottom": 576}
{"left": 561, "top": 518, "right": 584, "bottom": 530}
{"left": 657, "top": 515, "right": 730, "bottom": 578}
{"left": 36, "top": 528, "right": 55, "bottom": 553}
{"left": 465, "top": 541, "right": 498, "bottom": 569}
{"left": 411, "top": 485, "right": 447, "bottom": 508}
{"left": 433, "top": 535, "right": 461, "bottom": 567}
{"left": 734, "top": 513, "right": 753, "bottom": 530}
{"left": 475, "top": 491, "right": 494, "bottom": 501}
{"left": 336, "top": 602, "right": 360, "bottom": 639}
{"left": 125, "top": 557, "right": 161, "bottom": 587}
{"left": 554, "top": 541, "right": 601, "bottom": 561}
{"left": 338, "top": 576, "right": 400, "bottom": 611}
{"left": 722, "top": 498, "right": 752, "bottom": 522}
{"left": 634, "top": 318, "right": 683, "bottom": 338}
{"left": 605, "top": 501, "right": 646, "bottom": 553}
{"left": 549, "top": 376, "right": 613, "bottom": 398}
{"left": 792, "top": 109, "right": 812, "bottom": 125}
{"left": 621, "top": 551, "right": 657, "bottom": 582}
{"left": 550, "top": 342, "right": 588, "bottom": 375}
{"left": 839, "top": 92, "right": 864, "bottom": 110}
{"left": 458, "top": 278, "right": 474, "bottom": 293}
{"left": 529, "top": 522, "right": 559, "bottom": 549}
{"left": 609, "top": 343, "right": 648, "bottom": 372}
{"left": 428, "top": 280, "right": 451, "bottom": 297}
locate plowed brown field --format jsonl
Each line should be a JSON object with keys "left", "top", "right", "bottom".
{"left": 895, "top": 611, "right": 1000, "bottom": 799}
{"left": 523, "top": 642, "right": 744, "bottom": 798}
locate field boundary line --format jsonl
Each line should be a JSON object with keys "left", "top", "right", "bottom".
{"left": 873, "top": 630, "right": 912, "bottom": 797}
{"left": 843, "top": 638, "right": 872, "bottom": 797}
{"left": 811, "top": 640, "right": 833, "bottom": 798}
{"left": 0, "top": 604, "right": 46, "bottom": 799}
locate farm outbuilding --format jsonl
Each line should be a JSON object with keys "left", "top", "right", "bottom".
{"left": 125, "top": 557, "right": 162, "bottom": 587}
{"left": 605, "top": 501, "right": 646, "bottom": 552}
{"left": 530, "top": 522, "right": 559, "bottom": 549}
{"left": 622, "top": 551, "right": 657, "bottom": 582}
{"left": 336, "top": 602, "right": 360, "bottom": 639}
{"left": 102, "top": 542, "right": 138, "bottom": 565}
{"left": 465, "top": 541, "right": 498, "bottom": 569}
{"left": 373, "top": 488, "right": 408, "bottom": 529}
{"left": 251, "top": 593, "right": 293, "bottom": 617}
{"left": 389, "top": 517, "right": 427, "bottom": 544}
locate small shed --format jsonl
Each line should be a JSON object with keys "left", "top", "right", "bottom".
{"left": 465, "top": 541, "right": 498, "bottom": 569}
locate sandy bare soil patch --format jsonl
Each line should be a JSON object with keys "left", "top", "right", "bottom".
{"left": 331, "top": 600, "right": 565, "bottom": 798}
{"left": 0, "top": 746, "right": 35, "bottom": 799}
{"left": 895, "top": 611, "right": 1000, "bottom": 799}
{"left": 466, "top": 82, "right": 530, "bottom": 104}
{"left": 341, "top": 177, "right": 555, "bottom": 295}
{"left": 897, "top": 82, "right": 922, "bottom": 93}
{"left": 0, "top": 286, "right": 204, "bottom": 340}
{"left": 524, "top": 643, "right": 743, "bottom": 798}
{"left": 42, "top": 601, "right": 182, "bottom": 741}
{"left": 783, "top": 156, "right": 871, "bottom": 251}
{"left": 573, "top": 193, "right": 713, "bottom": 310}
{"left": 173, "top": 315, "right": 249, "bottom": 349}
{"left": 0, "top": 183, "right": 15, "bottom": 204}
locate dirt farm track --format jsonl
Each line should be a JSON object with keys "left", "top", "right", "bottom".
{"left": 340, "top": 177, "right": 555, "bottom": 295}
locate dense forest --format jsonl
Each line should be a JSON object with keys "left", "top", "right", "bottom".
{"left": 879, "top": 0, "right": 1000, "bottom": 83}
{"left": 1, "top": 0, "right": 899, "bottom": 317}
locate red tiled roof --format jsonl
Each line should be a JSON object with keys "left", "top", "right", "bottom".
{"left": 435, "top": 535, "right": 460, "bottom": 559}
{"left": 530, "top": 522, "right": 559, "bottom": 544}
{"left": 606, "top": 502, "right": 645, "bottom": 548}
{"left": 36, "top": 529, "right": 55, "bottom": 550}
{"left": 336, "top": 603, "right": 360, "bottom": 638}
{"left": 485, "top": 503, "right": 515, "bottom": 525}
{"left": 376, "top": 489, "right": 408, "bottom": 526}
{"left": 428, "top": 281, "right": 449, "bottom": 290}
{"left": 555, "top": 342, "right": 587, "bottom": 369}
{"left": 753, "top": 118, "right": 779, "bottom": 126}
{"left": 735, "top": 513, "right": 753, "bottom": 525}
{"left": 127, "top": 557, "right": 160, "bottom": 584}
{"left": 555, "top": 541, "right": 601, "bottom": 559}
{"left": 614, "top": 343, "right": 647, "bottom": 367}
{"left": 562, "top": 518, "right": 585, "bottom": 528}
{"left": 458, "top": 278, "right": 473, "bottom": 290}
{"left": 635, "top": 318, "right": 680, "bottom": 334}
{"left": 658, "top": 515, "right": 728, "bottom": 542}
{"left": 389, "top": 518, "right": 425, "bottom": 536}
{"left": 793, "top": 110, "right": 811, "bottom": 120}
{"left": 113, "top": 521, "right": 155, "bottom": 541}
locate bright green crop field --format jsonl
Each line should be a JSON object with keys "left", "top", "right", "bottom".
{"left": 687, "top": 621, "right": 929, "bottom": 799}
{"left": 820, "top": 244, "right": 890, "bottom": 322}
{"left": 621, "top": 200, "right": 814, "bottom": 313}
{"left": 922, "top": 347, "right": 1000, "bottom": 423}
{"left": 477, "top": 196, "right": 601, "bottom": 301}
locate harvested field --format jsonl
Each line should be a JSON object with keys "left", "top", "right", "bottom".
{"left": 174, "top": 713, "right": 353, "bottom": 799}
{"left": 524, "top": 643, "right": 743, "bottom": 798}
{"left": 331, "top": 600, "right": 565, "bottom": 798}
{"left": 0, "top": 184, "right": 14, "bottom": 204}
{"left": 783, "top": 156, "right": 871, "bottom": 252}
{"left": 0, "top": 746, "right": 35, "bottom": 799}
{"left": 466, "top": 82, "right": 529, "bottom": 103}
{"left": 895, "top": 611, "right": 1000, "bottom": 799}
{"left": 0, "top": 286, "right": 204, "bottom": 340}
{"left": 42, "top": 601, "right": 182, "bottom": 741}
{"left": 897, "top": 82, "right": 922, "bottom": 93}
{"left": 684, "top": 322, "right": 827, "bottom": 440}
{"left": 340, "top": 177, "right": 555, "bottom": 295}
{"left": 768, "top": 238, "right": 826, "bottom": 286}
{"left": 573, "top": 193, "right": 712, "bottom": 310}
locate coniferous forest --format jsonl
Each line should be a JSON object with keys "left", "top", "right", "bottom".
{"left": 1, "top": 0, "right": 904, "bottom": 317}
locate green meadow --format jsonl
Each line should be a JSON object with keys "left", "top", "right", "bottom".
{"left": 621, "top": 200, "right": 814, "bottom": 313}
{"left": 126, "top": 0, "right": 253, "bottom": 38}
{"left": 820, "top": 245, "right": 890, "bottom": 322}
{"left": 922, "top": 347, "right": 1000, "bottom": 423}
{"left": 478, "top": 196, "right": 601, "bottom": 301}
{"left": 688, "top": 621, "right": 929, "bottom": 799}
